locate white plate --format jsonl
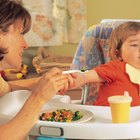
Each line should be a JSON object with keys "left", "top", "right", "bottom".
{"left": 40, "top": 108, "right": 94, "bottom": 123}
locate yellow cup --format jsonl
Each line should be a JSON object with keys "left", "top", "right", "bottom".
{"left": 108, "top": 92, "right": 132, "bottom": 123}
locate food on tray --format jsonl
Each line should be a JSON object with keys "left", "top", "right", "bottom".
{"left": 40, "top": 109, "right": 83, "bottom": 122}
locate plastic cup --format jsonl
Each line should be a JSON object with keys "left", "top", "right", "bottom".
{"left": 108, "top": 92, "right": 132, "bottom": 123}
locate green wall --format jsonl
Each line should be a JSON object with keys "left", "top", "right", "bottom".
{"left": 24, "top": 0, "right": 140, "bottom": 72}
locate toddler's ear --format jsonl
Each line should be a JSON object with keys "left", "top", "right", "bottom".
{"left": 116, "top": 49, "right": 123, "bottom": 60}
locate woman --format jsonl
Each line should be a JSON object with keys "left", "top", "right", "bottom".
{"left": 0, "top": 1, "right": 74, "bottom": 140}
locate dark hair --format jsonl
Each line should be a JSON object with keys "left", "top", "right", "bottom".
{"left": 0, "top": 0, "right": 31, "bottom": 60}
{"left": 109, "top": 21, "right": 140, "bottom": 60}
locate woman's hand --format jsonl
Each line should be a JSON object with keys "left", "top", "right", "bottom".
{"left": 59, "top": 73, "right": 77, "bottom": 95}
{"left": 32, "top": 67, "right": 69, "bottom": 104}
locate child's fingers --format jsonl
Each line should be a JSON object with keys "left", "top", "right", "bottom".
{"left": 63, "top": 82, "right": 69, "bottom": 92}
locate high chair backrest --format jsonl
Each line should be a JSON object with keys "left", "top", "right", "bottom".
{"left": 70, "top": 19, "right": 140, "bottom": 105}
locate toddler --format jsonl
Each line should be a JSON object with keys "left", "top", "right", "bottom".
{"left": 68, "top": 21, "right": 140, "bottom": 106}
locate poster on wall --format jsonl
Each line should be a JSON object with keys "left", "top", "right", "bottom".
{"left": 21, "top": 0, "right": 87, "bottom": 46}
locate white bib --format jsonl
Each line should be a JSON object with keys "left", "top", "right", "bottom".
{"left": 126, "top": 64, "right": 140, "bottom": 96}
{"left": 125, "top": 64, "right": 140, "bottom": 84}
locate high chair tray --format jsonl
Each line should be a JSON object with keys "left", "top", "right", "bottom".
{"left": 1, "top": 90, "right": 140, "bottom": 139}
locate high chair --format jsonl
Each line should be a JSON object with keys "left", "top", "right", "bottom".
{"left": 70, "top": 19, "right": 140, "bottom": 105}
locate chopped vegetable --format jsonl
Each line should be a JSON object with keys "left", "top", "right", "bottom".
{"left": 80, "top": 66, "right": 88, "bottom": 72}
{"left": 40, "top": 109, "right": 83, "bottom": 122}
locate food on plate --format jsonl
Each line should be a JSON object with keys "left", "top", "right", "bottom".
{"left": 40, "top": 109, "right": 83, "bottom": 122}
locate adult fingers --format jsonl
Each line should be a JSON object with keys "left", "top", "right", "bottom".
{"left": 54, "top": 73, "right": 68, "bottom": 82}
{"left": 44, "top": 67, "right": 62, "bottom": 79}
{"left": 67, "top": 74, "right": 75, "bottom": 88}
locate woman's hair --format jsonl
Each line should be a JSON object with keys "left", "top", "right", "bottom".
{"left": 109, "top": 21, "right": 140, "bottom": 60}
{"left": 0, "top": 0, "right": 31, "bottom": 60}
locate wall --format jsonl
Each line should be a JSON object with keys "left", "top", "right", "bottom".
{"left": 86, "top": 0, "right": 140, "bottom": 26}
{"left": 24, "top": 0, "right": 140, "bottom": 72}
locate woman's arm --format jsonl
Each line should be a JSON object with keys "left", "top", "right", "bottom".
{"left": 0, "top": 68, "right": 69, "bottom": 140}
{"left": 0, "top": 93, "right": 44, "bottom": 140}
{"left": 0, "top": 75, "right": 41, "bottom": 97}
{"left": 8, "top": 77, "right": 41, "bottom": 92}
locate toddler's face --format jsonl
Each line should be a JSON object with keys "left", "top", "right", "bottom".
{"left": 121, "top": 32, "right": 140, "bottom": 69}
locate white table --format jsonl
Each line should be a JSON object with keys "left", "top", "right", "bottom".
{"left": 1, "top": 90, "right": 140, "bottom": 139}
{"left": 30, "top": 103, "right": 140, "bottom": 140}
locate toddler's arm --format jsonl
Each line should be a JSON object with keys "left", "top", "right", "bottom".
{"left": 71, "top": 69, "right": 104, "bottom": 89}
{"left": 60, "top": 70, "right": 104, "bottom": 94}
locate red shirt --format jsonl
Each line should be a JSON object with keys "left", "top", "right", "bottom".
{"left": 94, "top": 60, "right": 140, "bottom": 106}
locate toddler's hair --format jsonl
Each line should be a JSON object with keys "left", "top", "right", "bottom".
{"left": 109, "top": 21, "right": 140, "bottom": 60}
